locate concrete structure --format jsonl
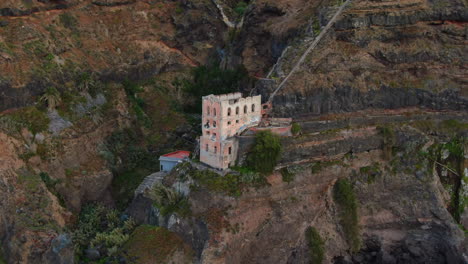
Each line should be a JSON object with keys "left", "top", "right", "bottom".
{"left": 200, "top": 92, "right": 262, "bottom": 169}
{"left": 159, "top": 151, "right": 191, "bottom": 172}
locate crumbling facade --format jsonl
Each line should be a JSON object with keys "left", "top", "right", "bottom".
{"left": 200, "top": 92, "right": 262, "bottom": 169}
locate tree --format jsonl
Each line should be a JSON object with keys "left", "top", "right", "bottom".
{"left": 247, "top": 130, "right": 282, "bottom": 175}
{"left": 39, "top": 87, "right": 62, "bottom": 110}
{"left": 305, "top": 226, "right": 325, "bottom": 264}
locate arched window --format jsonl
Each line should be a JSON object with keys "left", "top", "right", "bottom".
{"left": 244, "top": 105, "right": 247, "bottom": 114}
{"left": 236, "top": 107, "right": 239, "bottom": 115}
{"left": 228, "top": 147, "right": 232, "bottom": 155}
{"left": 213, "top": 108, "right": 216, "bottom": 116}
{"left": 205, "top": 144, "right": 208, "bottom": 151}
{"left": 214, "top": 146, "right": 217, "bottom": 154}
{"left": 228, "top": 107, "right": 231, "bottom": 116}
{"left": 213, "top": 121, "right": 217, "bottom": 128}
{"left": 251, "top": 104, "right": 255, "bottom": 112}
{"left": 207, "top": 106, "right": 210, "bottom": 115}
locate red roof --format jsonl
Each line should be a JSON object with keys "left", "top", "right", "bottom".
{"left": 162, "top": 150, "right": 191, "bottom": 159}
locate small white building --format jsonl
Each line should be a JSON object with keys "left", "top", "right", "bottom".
{"left": 159, "top": 151, "right": 190, "bottom": 172}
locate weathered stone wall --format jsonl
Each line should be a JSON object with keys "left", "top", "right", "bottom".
{"left": 236, "top": 135, "right": 256, "bottom": 165}
{"left": 219, "top": 94, "right": 262, "bottom": 139}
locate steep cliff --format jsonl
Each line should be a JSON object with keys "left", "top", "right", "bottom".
{"left": 128, "top": 114, "right": 467, "bottom": 264}
{"left": 0, "top": 1, "right": 226, "bottom": 262}
{"left": 0, "top": 0, "right": 227, "bottom": 111}
{"left": 233, "top": 0, "right": 467, "bottom": 115}
{"left": 0, "top": 0, "right": 467, "bottom": 263}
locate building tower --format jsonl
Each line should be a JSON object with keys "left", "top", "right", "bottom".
{"left": 200, "top": 92, "right": 262, "bottom": 170}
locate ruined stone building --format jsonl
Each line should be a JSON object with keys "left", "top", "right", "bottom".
{"left": 200, "top": 93, "right": 262, "bottom": 170}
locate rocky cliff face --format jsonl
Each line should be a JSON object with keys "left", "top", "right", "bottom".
{"left": 233, "top": 0, "right": 467, "bottom": 115}
{"left": 0, "top": 1, "right": 226, "bottom": 262}
{"left": 0, "top": 0, "right": 467, "bottom": 263}
{"left": 0, "top": 0, "right": 226, "bottom": 111}
{"left": 128, "top": 115, "right": 467, "bottom": 263}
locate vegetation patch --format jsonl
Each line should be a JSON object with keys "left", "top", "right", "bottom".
{"left": 190, "top": 169, "right": 243, "bottom": 197}
{"left": 377, "top": 125, "right": 395, "bottom": 160}
{"left": 246, "top": 130, "right": 282, "bottom": 175}
{"left": 101, "top": 128, "right": 159, "bottom": 209}
{"left": 234, "top": 1, "right": 248, "bottom": 16}
{"left": 123, "top": 225, "right": 194, "bottom": 264}
{"left": 280, "top": 167, "right": 295, "bottom": 183}
{"left": 59, "top": 13, "right": 78, "bottom": 30}
{"left": 15, "top": 168, "right": 59, "bottom": 232}
{"left": 0, "top": 106, "right": 49, "bottom": 136}
{"left": 39, "top": 172, "right": 65, "bottom": 206}
{"left": 23, "top": 40, "right": 48, "bottom": 58}
{"left": 311, "top": 160, "right": 343, "bottom": 174}
{"left": 441, "top": 137, "right": 465, "bottom": 222}
{"left": 312, "top": 18, "right": 321, "bottom": 36}
{"left": 39, "top": 87, "right": 62, "bottom": 110}
{"left": 333, "top": 178, "right": 360, "bottom": 252}
{"left": 72, "top": 204, "right": 136, "bottom": 262}
{"left": 188, "top": 165, "right": 267, "bottom": 197}
{"left": 149, "top": 184, "right": 191, "bottom": 217}
{"left": 305, "top": 226, "right": 325, "bottom": 264}
{"left": 359, "top": 162, "right": 381, "bottom": 184}
{"left": 0, "top": 41, "right": 14, "bottom": 56}
{"left": 291, "top": 122, "right": 302, "bottom": 135}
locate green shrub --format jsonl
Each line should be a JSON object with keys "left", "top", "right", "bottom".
{"left": 149, "top": 184, "right": 191, "bottom": 217}
{"left": 231, "top": 166, "right": 268, "bottom": 188}
{"left": 312, "top": 18, "right": 321, "bottom": 35}
{"left": 333, "top": 178, "right": 360, "bottom": 252}
{"left": 247, "top": 130, "right": 282, "bottom": 175}
{"left": 59, "top": 13, "right": 78, "bottom": 29}
{"left": 39, "top": 87, "right": 62, "bottom": 110}
{"left": 103, "top": 129, "right": 157, "bottom": 172}
{"left": 190, "top": 169, "right": 242, "bottom": 197}
{"left": 280, "top": 167, "right": 295, "bottom": 183}
{"left": 23, "top": 40, "right": 48, "bottom": 57}
{"left": 72, "top": 204, "right": 135, "bottom": 261}
{"left": 39, "top": 172, "right": 58, "bottom": 189}
{"left": 3, "top": 106, "right": 50, "bottom": 135}
{"left": 122, "top": 80, "right": 152, "bottom": 128}
{"left": 305, "top": 226, "right": 324, "bottom": 264}
{"left": 359, "top": 162, "right": 381, "bottom": 184}
{"left": 234, "top": 1, "right": 248, "bottom": 16}
{"left": 291, "top": 122, "right": 301, "bottom": 135}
